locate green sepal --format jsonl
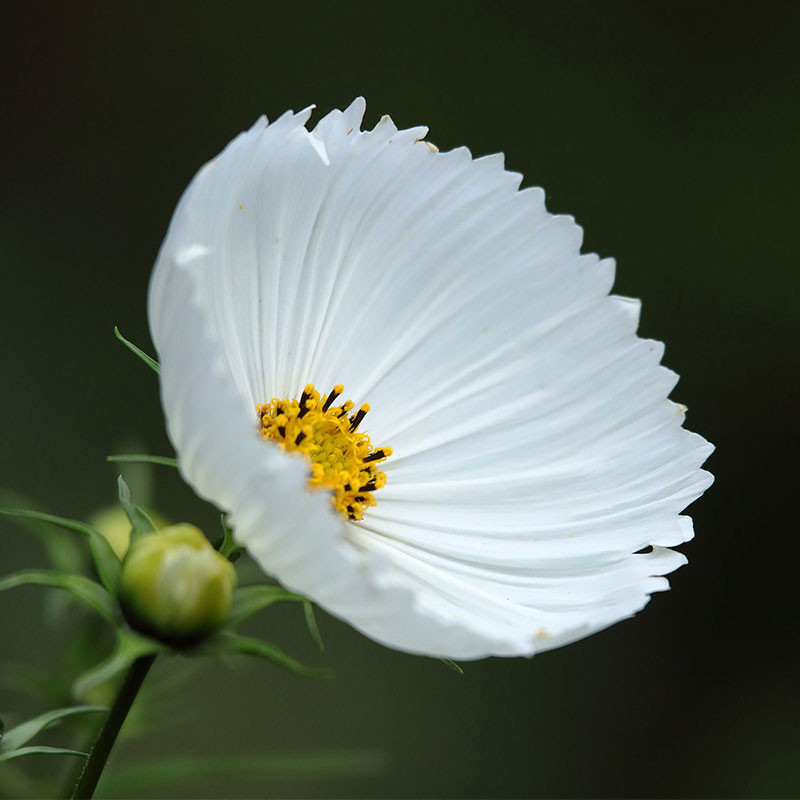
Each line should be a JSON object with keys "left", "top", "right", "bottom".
{"left": 0, "top": 569, "right": 116, "bottom": 624}
{"left": 228, "top": 585, "right": 307, "bottom": 626}
{"left": 107, "top": 454, "right": 179, "bottom": 468}
{"left": 0, "top": 706, "right": 105, "bottom": 753}
{"left": 0, "top": 508, "right": 121, "bottom": 593}
{"left": 114, "top": 326, "right": 160, "bottom": 374}
{"left": 439, "top": 657, "right": 464, "bottom": 675}
{"left": 73, "top": 629, "right": 165, "bottom": 699}
{"left": 117, "top": 475, "right": 157, "bottom": 542}
{"left": 303, "top": 602, "right": 325, "bottom": 652}
{"left": 0, "top": 746, "right": 88, "bottom": 762}
{"left": 204, "top": 631, "right": 332, "bottom": 680}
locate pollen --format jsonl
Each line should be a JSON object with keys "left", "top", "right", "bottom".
{"left": 256, "top": 384, "right": 392, "bottom": 521}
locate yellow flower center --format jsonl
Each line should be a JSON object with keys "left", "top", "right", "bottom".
{"left": 257, "top": 384, "right": 392, "bottom": 521}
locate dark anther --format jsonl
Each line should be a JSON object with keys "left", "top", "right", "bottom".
{"left": 349, "top": 407, "right": 368, "bottom": 432}
{"left": 295, "top": 431, "right": 307, "bottom": 446}
{"left": 363, "top": 449, "right": 385, "bottom": 463}
{"left": 298, "top": 390, "right": 312, "bottom": 418}
{"left": 322, "top": 386, "right": 341, "bottom": 412}
{"left": 277, "top": 426, "right": 286, "bottom": 438}
{"left": 344, "top": 483, "right": 352, "bottom": 491}
{"left": 359, "top": 479, "right": 377, "bottom": 492}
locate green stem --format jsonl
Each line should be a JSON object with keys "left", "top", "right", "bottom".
{"left": 71, "top": 655, "right": 156, "bottom": 799}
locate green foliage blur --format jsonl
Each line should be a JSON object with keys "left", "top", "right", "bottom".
{"left": 1, "top": 1, "right": 798, "bottom": 797}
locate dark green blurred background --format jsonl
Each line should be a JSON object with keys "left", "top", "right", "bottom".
{"left": 2, "top": 1, "right": 798, "bottom": 797}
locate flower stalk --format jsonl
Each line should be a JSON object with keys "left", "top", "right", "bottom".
{"left": 71, "top": 654, "right": 157, "bottom": 799}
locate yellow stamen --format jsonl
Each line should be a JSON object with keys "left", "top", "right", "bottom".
{"left": 256, "top": 385, "right": 391, "bottom": 521}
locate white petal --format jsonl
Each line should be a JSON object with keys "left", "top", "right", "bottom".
{"left": 149, "top": 100, "right": 714, "bottom": 659}
{"left": 150, "top": 245, "right": 546, "bottom": 657}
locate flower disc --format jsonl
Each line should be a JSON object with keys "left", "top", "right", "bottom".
{"left": 148, "top": 99, "right": 713, "bottom": 659}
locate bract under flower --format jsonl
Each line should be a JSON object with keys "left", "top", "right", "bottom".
{"left": 148, "top": 99, "right": 713, "bottom": 659}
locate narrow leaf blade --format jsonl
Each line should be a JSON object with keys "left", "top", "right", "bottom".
{"left": 1, "top": 706, "right": 106, "bottom": 752}
{"left": 438, "top": 657, "right": 464, "bottom": 675}
{"left": 117, "top": 475, "right": 156, "bottom": 541}
{"left": 107, "top": 454, "right": 179, "bottom": 468}
{"left": 0, "top": 489, "right": 83, "bottom": 573}
{"left": 303, "top": 602, "right": 324, "bottom": 652}
{"left": 217, "top": 516, "right": 240, "bottom": 559}
{"left": 228, "top": 585, "right": 307, "bottom": 626}
{"left": 210, "top": 632, "right": 332, "bottom": 680}
{"left": 0, "top": 746, "right": 88, "bottom": 762}
{"left": 0, "top": 508, "right": 121, "bottom": 593}
{"left": 114, "top": 326, "right": 160, "bottom": 374}
{"left": 0, "top": 570, "right": 116, "bottom": 623}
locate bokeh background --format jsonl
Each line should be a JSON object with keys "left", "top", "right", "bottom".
{"left": 1, "top": 1, "right": 798, "bottom": 797}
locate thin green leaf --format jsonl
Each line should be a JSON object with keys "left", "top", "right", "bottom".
{"left": 209, "top": 632, "right": 332, "bottom": 680}
{"left": 73, "top": 629, "right": 164, "bottom": 699}
{"left": 0, "top": 489, "right": 83, "bottom": 574}
{"left": 114, "top": 326, "right": 160, "bottom": 374}
{"left": 97, "top": 750, "right": 385, "bottom": 794}
{"left": 303, "top": 602, "right": 324, "bottom": 652}
{"left": 117, "top": 475, "right": 156, "bottom": 542}
{"left": 438, "top": 657, "right": 464, "bottom": 675}
{"left": 0, "top": 508, "right": 121, "bottom": 594}
{"left": 0, "top": 746, "right": 89, "bottom": 762}
{"left": 0, "top": 570, "right": 116, "bottom": 623}
{"left": 106, "top": 454, "right": 179, "bottom": 468}
{"left": 1, "top": 706, "right": 105, "bottom": 752}
{"left": 217, "top": 516, "right": 240, "bottom": 559}
{"left": 228, "top": 585, "right": 307, "bottom": 626}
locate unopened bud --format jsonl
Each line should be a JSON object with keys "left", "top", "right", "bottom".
{"left": 119, "top": 524, "right": 237, "bottom": 645}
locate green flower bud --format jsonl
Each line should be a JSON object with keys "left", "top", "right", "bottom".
{"left": 119, "top": 524, "right": 237, "bottom": 645}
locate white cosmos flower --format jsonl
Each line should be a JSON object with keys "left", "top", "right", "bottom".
{"left": 148, "top": 98, "right": 713, "bottom": 660}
